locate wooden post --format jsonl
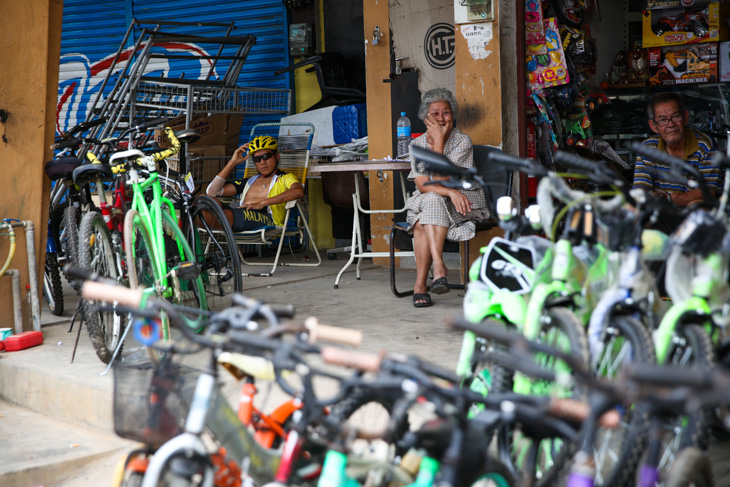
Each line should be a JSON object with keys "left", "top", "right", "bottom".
{"left": 363, "top": 1, "right": 395, "bottom": 263}
{"left": 0, "top": 0, "right": 63, "bottom": 329}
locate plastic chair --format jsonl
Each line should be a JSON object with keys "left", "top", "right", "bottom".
{"left": 389, "top": 145, "right": 512, "bottom": 297}
{"left": 231, "top": 122, "right": 322, "bottom": 276}
{"left": 274, "top": 53, "right": 366, "bottom": 112}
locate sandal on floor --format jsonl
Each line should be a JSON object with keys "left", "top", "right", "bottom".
{"left": 430, "top": 277, "right": 450, "bottom": 295}
{"left": 413, "top": 293, "right": 432, "bottom": 308}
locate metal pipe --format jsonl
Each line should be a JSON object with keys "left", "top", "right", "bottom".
{"left": 9, "top": 221, "right": 41, "bottom": 331}
{"left": 5, "top": 269, "right": 23, "bottom": 334}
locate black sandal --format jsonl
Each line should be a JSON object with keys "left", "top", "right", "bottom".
{"left": 413, "top": 293, "right": 432, "bottom": 308}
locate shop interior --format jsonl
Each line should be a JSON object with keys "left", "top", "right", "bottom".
{"left": 529, "top": 0, "right": 730, "bottom": 189}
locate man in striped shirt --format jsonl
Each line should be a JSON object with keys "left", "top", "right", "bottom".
{"left": 632, "top": 92, "right": 720, "bottom": 232}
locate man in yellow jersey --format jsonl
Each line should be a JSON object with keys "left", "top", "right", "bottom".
{"left": 207, "top": 135, "right": 304, "bottom": 231}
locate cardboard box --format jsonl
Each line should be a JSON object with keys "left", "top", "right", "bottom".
{"left": 165, "top": 145, "right": 227, "bottom": 183}
{"left": 642, "top": 2, "right": 730, "bottom": 47}
{"left": 648, "top": 42, "right": 719, "bottom": 85}
{"left": 155, "top": 113, "right": 244, "bottom": 155}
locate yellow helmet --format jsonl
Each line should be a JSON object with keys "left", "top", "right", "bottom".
{"left": 248, "top": 135, "right": 278, "bottom": 153}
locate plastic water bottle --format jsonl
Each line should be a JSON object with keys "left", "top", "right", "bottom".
{"left": 396, "top": 112, "right": 412, "bottom": 157}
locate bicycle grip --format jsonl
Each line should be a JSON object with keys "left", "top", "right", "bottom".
{"left": 320, "top": 346, "right": 382, "bottom": 372}
{"left": 270, "top": 304, "right": 296, "bottom": 320}
{"left": 548, "top": 397, "right": 620, "bottom": 428}
{"left": 305, "top": 317, "right": 363, "bottom": 346}
{"left": 81, "top": 281, "right": 144, "bottom": 307}
{"left": 555, "top": 150, "right": 599, "bottom": 174}
{"left": 51, "top": 138, "right": 83, "bottom": 150}
{"left": 631, "top": 142, "right": 686, "bottom": 168}
{"left": 132, "top": 117, "right": 169, "bottom": 133}
{"left": 448, "top": 316, "right": 518, "bottom": 345}
{"left": 625, "top": 363, "right": 713, "bottom": 389}
{"left": 76, "top": 117, "right": 108, "bottom": 132}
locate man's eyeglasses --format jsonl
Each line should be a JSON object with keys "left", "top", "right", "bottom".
{"left": 652, "top": 113, "right": 684, "bottom": 127}
{"left": 251, "top": 152, "right": 276, "bottom": 163}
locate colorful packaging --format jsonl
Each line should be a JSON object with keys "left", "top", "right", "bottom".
{"left": 526, "top": 18, "right": 570, "bottom": 90}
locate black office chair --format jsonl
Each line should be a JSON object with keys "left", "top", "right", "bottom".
{"left": 275, "top": 53, "right": 366, "bottom": 112}
{"left": 389, "top": 145, "right": 513, "bottom": 297}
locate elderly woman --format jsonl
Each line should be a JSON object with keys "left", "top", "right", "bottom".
{"left": 405, "top": 88, "right": 488, "bottom": 308}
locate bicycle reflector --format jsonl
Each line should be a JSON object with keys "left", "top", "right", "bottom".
{"left": 479, "top": 237, "right": 537, "bottom": 294}
{"left": 134, "top": 317, "right": 161, "bottom": 346}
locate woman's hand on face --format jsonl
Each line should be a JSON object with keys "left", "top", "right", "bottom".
{"left": 425, "top": 114, "right": 452, "bottom": 145}
{"left": 450, "top": 190, "right": 471, "bottom": 215}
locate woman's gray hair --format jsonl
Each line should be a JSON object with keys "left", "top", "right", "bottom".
{"left": 418, "top": 88, "right": 459, "bottom": 123}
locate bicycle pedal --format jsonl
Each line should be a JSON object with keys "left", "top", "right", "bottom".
{"left": 175, "top": 261, "right": 200, "bottom": 280}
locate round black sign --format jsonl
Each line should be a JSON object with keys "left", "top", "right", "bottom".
{"left": 424, "top": 23, "right": 455, "bottom": 70}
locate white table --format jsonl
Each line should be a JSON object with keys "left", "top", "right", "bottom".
{"left": 308, "top": 160, "right": 413, "bottom": 288}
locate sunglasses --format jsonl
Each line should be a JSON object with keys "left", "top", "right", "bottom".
{"left": 251, "top": 152, "right": 276, "bottom": 163}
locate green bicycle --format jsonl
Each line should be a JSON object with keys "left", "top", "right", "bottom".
{"left": 109, "top": 127, "right": 208, "bottom": 362}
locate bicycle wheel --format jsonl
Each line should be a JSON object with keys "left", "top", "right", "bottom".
{"left": 43, "top": 252, "right": 64, "bottom": 316}
{"left": 161, "top": 210, "right": 207, "bottom": 332}
{"left": 60, "top": 205, "right": 80, "bottom": 273}
{"left": 664, "top": 447, "right": 713, "bottom": 487}
{"left": 591, "top": 316, "right": 655, "bottom": 487}
{"left": 79, "top": 211, "right": 126, "bottom": 363}
{"left": 185, "top": 194, "right": 242, "bottom": 311}
{"left": 507, "top": 306, "right": 588, "bottom": 487}
{"left": 124, "top": 209, "right": 166, "bottom": 364}
{"left": 652, "top": 324, "right": 715, "bottom": 483}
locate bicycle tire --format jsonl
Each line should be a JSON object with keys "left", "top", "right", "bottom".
{"left": 507, "top": 306, "right": 589, "bottom": 487}
{"left": 61, "top": 205, "right": 80, "bottom": 277}
{"left": 185, "top": 194, "right": 242, "bottom": 311}
{"left": 43, "top": 252, "right": 64, "bottom": 316}
{"left": 591, "top": 316, "right": 656, "bottom": 487}
{"left": 79, "top": 211, "right": 126, "bottom": 363}
{"left": 124, "top": 209, "right": 166, "bottom": 365}
{"left": 664, "top": 447, "right": 714, "bottom": 487}
{"left": 160, "top": 210, "right": 207, "bottom": 332}
{"left": 652, "top": 324, "right": 715, "bottom": 483}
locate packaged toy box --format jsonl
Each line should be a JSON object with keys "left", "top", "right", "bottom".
{"left": 648, "top": 42, "right": 718, "bottom": 85}
{"left": 642, "top": 2, "right": 730, "bottom": 47}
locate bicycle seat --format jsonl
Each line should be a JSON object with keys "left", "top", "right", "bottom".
{"left": 45, "top": 156, "right": 83, "bottom": 181}
{"left": 173, "top": 129, "right": 201, "bottom": 145}
{"left": 72, "top": 163, "right": 114, "bottom": 187}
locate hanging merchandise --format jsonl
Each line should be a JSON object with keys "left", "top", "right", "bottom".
{"left": 547, "top": 0, "right": 584, "bottom": 28}
{"left": 527, "top": 18, "right": 571, "bottom": 90}
{"left": 525, "top": 0, "right": 547, "bottom": 47}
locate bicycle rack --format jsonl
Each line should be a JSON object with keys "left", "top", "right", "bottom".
{"left": 82, "top": 19, "right": 292, "bottom": 155}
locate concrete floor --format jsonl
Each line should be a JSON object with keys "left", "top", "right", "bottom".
{"left": 0, "top": 253, "right": 468, "bottom": 487}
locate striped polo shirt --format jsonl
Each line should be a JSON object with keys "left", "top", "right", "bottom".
{"left": 632, "top": 129, "right": 721, "bottom": 194}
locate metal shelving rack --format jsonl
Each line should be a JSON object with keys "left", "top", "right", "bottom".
{"left": 82, "top": 19, "right": 292, "bottom": 154}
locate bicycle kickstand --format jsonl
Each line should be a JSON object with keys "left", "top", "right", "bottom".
{"left": 69, "top": 300, "right": 85, "bottom": 363}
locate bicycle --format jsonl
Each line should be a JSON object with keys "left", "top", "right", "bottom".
{"left": 107, "top": 127, "right": 210, "bottom": 363}
{"left": 450, "top": 316, "right": 722, "bottom": 487}
{"left": 74, "top": 269, "right": 363, "bottom": 487}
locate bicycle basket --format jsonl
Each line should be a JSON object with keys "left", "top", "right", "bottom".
{"left": 112, "top": 360, "right": 198, "bottom": 447}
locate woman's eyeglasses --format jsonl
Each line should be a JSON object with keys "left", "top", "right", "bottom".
{"left": 251, "top": 152, "right": 276, "bottom": 163}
